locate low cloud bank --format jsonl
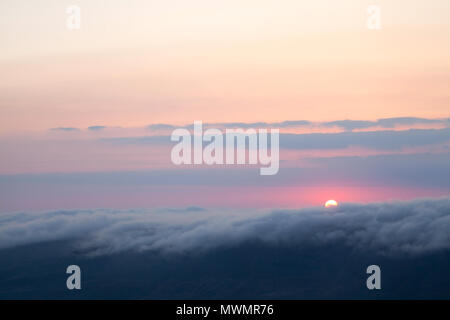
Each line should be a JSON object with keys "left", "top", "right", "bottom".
{"left": 102, "top": 128, "right": 450, "bottom": 151}
{"left": 147, "top": 117, "right": 450, "bottom": 131}
{"left": 1, "top": 198, "right": 450, "bottom": 256}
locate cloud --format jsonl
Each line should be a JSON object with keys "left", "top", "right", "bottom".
{"left": 48, "top": 118, "right": 450, "bottom": 135}
{"left": 88, "top": 126, "right": 107, "bottom": 131}
{"left": 280, "top": 128, "right": 450, "bottom": 150}
{"left": 276, "top": 120, "right": 312, "bottom": 127}
{"left": 376, "top": 117, "right": 444, "bottom": 128}
{"left": 101, "top": 128, "right": 450, "bottom": 151}
{"left": 148, "top": 121, "right": 312, "bottom": 131}
{"left": 99, "top": 135, "right": 169, "bottom": 145}
{"left": 322, "top": 117, "right": 447, "bottom": 131}
{"left": 50, "top": 127, "right": 79, "bottom": 132}
{"left": 1, "top": 198, "right": 450, "bottom": 256}
{"left": 204, "top": 120, "right": 312, "bottom": 129}
{"left": 322, "top": 120, "right": 375, "bottom": 131}
{"left": 147, "top": 117, "right": 449, "bottom": 132}
{"left": 148, "top": 124, "right": 177, "bottom": 131}
{"left": 149, "top": 120, "right": 317, "bottom": 131}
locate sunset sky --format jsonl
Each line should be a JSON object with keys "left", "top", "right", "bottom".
{"left": 0, "top": 0, "right": 449, "bottom": 211}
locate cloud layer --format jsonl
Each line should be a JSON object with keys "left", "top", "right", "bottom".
{"left": 49, "top": 117, "right": 450, "bottom": 133}
{"left": 146, "top": 117, "right": 450, "bottom": 131}
{"left": 100, "top": 128, "right": 450, "bottom": 152}
{"left": 1, "top": 198, "right": 450, "bottom": 257}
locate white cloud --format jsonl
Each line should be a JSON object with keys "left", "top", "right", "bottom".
{"left": 1, "top": 198, "right": 450, "bottom": 256}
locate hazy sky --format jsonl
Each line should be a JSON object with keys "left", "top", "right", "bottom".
{"left": 1, "top": 0, "right": 450, "bottom": 132}
{"left": 0, "top": 1, "right": 449, "bottom": 210}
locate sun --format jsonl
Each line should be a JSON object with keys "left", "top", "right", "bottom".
{"left": 325, "top": 200, "right": 338, "bottom": 208}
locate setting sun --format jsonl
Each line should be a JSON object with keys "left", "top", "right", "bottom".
{"left": 325, "top": 200, "right": 338, "bottom": 208}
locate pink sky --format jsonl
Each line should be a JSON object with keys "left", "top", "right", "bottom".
{"left": 1, "top": 1, "right": 450, "bottom": 133}
{"left": 0, "top": 1, "right": 449, "bottom": 210}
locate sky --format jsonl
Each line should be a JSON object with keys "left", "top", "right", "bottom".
{"left": 0, "top": 0, "right": 449, "bottom": 211}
